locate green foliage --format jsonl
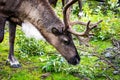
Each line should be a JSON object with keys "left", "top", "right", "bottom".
{"left": 16, "top": 29, "right": 56, "bottom": 57}
{"left": 71, "top": 0, "right": 120, "bottom": 40}
{"left": 42, "top": 54, "right": 65, "bottom": 72}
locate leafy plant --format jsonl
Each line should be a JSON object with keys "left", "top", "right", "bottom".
{"left": 16, "top": 29, "right": 56, "bottom": 57}
{"left": 42, "top": 54, "right": 66, "bottom": 72}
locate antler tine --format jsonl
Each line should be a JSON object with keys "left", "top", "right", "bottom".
{"left": 63, "top": 0, "right": 78, "bottom": 30}
{"left": 85, "top": 20, "right": 103, "bottom": 36}
{"left": 90, "top": 20, "right": 103, "bottom": 30}
{"left": 83, "top": 21, "right": 91, "bottom": 36}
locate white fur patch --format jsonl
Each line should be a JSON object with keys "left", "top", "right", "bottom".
{"left": 7, "top": 58, "right": 19, "bottom": 65}
{"left": 78, "top": 11, "right": 84, "bottom": 17}
{"left": 22, "top": 21, "right": 45, "bottom": 40}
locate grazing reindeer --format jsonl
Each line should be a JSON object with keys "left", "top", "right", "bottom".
{"left": 0, "top": 0, "right": 102, "bottom": 68}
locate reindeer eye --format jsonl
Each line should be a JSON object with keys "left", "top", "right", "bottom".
{"left": 63, "top": 38, "right": 70, "bottom": 45}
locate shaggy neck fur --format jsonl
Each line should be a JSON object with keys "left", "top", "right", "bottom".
{"left": 18, "top": 0, "right": 64, "bottom": 42}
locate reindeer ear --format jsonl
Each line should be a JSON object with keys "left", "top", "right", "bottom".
{"left": 52, "top": 27, "right": 61, "bottom": 35}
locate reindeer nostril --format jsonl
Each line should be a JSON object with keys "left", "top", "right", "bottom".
{"left": 68, "top": 55, "right": 80, "bottom": 65}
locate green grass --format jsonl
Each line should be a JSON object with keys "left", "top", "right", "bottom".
{"left": 0, "top": 31, "right": 120, "bottom": 80}
{"left": 90, "top": 40, "right": 112, "bottom": 53}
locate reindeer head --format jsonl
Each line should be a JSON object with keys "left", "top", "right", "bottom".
{"left": 40, "top": 21, "right": 80, "bottom": 65}
{"left": 51, "top": 27, "right": 80, "bottom": 65}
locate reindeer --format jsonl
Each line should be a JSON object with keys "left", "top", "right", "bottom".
{"left": 0, "top": 0, "right": 102, "bottom": 68}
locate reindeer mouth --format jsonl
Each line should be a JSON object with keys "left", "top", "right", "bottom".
{"left": 67, "top": 55, "right": 80, "bottom": 65}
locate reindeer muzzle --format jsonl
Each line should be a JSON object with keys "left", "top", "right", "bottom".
{"left": 68, "top": 54, "right": 80, "bottom": 65}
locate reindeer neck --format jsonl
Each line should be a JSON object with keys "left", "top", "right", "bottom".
{"left": 18, "top": 0, "right": 64, "bottom": 32}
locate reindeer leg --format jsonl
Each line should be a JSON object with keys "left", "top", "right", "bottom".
{"left": 6, "top": 21, "right": 21, "bottom": 68}
{"left": 0, "top": 16, "right": 6, "bottom": 43}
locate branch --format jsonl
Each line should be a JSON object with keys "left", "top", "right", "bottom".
{"left": 92, "top": 53, "right": 119, "bottom": 72}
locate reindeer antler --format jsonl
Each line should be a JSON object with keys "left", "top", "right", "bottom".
{"left": 63, "top": 0, "right": 78, "bottom": 30}
{"left": 63, "top": 0, "right": 103, "bottom": 45}
{"left": 63, "top": 0, "right": 102, "bottom": 46}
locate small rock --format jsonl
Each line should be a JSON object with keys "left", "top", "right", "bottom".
{"left": 41, "top": 72, "right": 51, "bottom": 79}
{"left": 113, "top": 71, "right": 119, "bottom": 75}
{"left": 105, "top": 52, "right": 112, "bottom": 58}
